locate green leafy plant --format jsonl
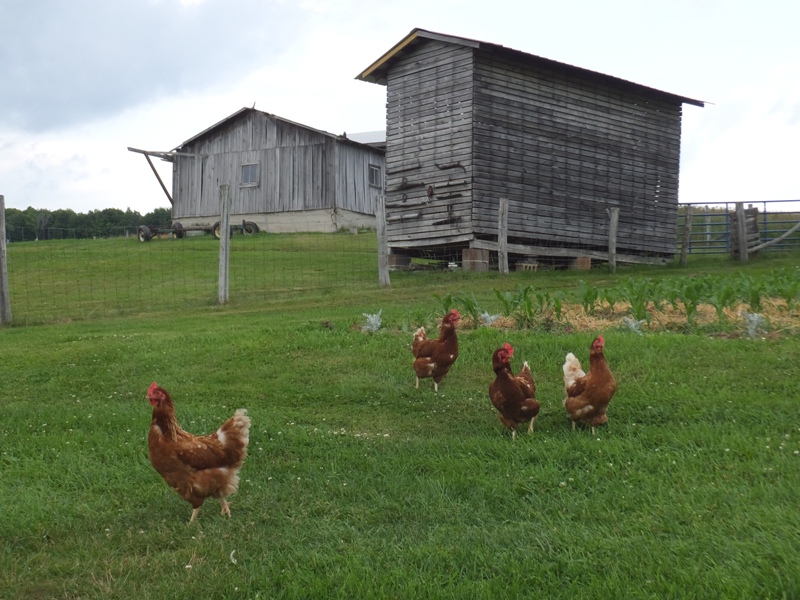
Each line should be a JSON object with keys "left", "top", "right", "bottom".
{"left": 620, "top": 277, "right": 655, "bottom": 323}
{"left": 678, "top": 277, "right": 707, "bottom": 326}
{"left": 772, "top": 269, "right": 800, "bottom": 311}
{"left": 706, "top": 277, "right": 739, "bottom": 322}
{"left": 602, "top": 287, "right": 620, "bottom": 312}
{"left": 494, "top": 288, "right": 520, "bottom": 317}
{"left": 577, "top": 279, "right": 599, "bottom": 315}
{"left": 738, "top": 275, "right": 767, "bottom": 313}
{"left": 434, "top": 292, "right": 457, "bottom": 314}
{"left": 454, "top": 292, "right": 483, "bottom": 328}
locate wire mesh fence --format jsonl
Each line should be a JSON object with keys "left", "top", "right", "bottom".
{"left": 3, "top": 200, "right": 799, "bottom": 325}
{"left": 5, "top": 228, "right": 381, "bottom": 324}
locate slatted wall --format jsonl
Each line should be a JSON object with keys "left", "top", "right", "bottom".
{"left": 172, "top": 111, "right": 383, "bottom": 221}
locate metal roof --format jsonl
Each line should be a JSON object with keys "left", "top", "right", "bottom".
{"left": 357, "top": 28, "right": 704, "bottom": 108}
{"left": 173, "top": 107, "right": 385, "bottom": 153}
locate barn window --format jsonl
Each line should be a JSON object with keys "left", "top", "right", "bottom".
{"left": 241, "top": 163, "right": 259, "bottom": 187}
{"left": 369, "top": 164, "right": 382, "bottom": 188}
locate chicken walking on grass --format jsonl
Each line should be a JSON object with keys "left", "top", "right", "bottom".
{"left": 411, "top": 309, "right": 460, "bottom": 392}
{"left": 146, "top": 382, "right": 251, "bottom": 522}
{"left": 563, "top": 335, "right": 616, "bottom": 434}
{"left": 489, "top": 343, "right": 539, "bottom": 440}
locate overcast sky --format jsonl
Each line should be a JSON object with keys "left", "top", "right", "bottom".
{"left": 1, "top": 0, "right": 799, "bottom": 214}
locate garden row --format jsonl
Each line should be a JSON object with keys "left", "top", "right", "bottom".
{"left": 387, "top": 268, "right": 800, "bottom": 336}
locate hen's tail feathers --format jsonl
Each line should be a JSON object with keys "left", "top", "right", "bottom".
{"left": 412, "top": 326, "right": 427, "bottom": 356}
{"left": 563, "top": 352, "right": 585, "bottom": 392}
{"left": 219, "top": 409, "right": 251, "bottom": 455}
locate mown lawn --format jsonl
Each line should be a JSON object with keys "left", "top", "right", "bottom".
{"left": 1, "top": 243, "right": 799, "bottom": 598}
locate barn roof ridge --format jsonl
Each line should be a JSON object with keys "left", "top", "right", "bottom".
{"left": 356, "top": 27, "right": 705, "bottom": 108}
{"left": 173, "top": 107, "right": 384, "bottom": 152}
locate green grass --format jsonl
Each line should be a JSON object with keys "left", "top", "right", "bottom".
{"left": 2, "top": 240, "right": 800, "bottom": 598}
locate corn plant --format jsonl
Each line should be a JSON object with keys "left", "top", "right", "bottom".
{"left": 602, "top": 287, "right": 620, "bottom": 312}
{"left": 551, "top": 290, "right": 565, "bottom": 321}
{"left": 454, "top": 292, "right": 484, "bottom": 328}
{"left": 620, "top": 277, "right": 656, "bottom": 323}
{"left": 706, "top": 276, "right": 739, "bottom": 322}
{"left": 577, "top": 279, "right": 600, "bottom": 315}
{"left": 772, "top": 269, "right": 800, "bottom": 311}
{"left": 434, "top": 292, "right": 457, "bottom": 314}
{"left": 493, "top": 288, "right": 520, "bottom": 317}
{"left": 678, "top": 277, "right": 707, "bottom": 325}
{"left": 738, "top": 275, "right": 767, "bottom": 313}
{"left": 660, "top": 281, "right": 682, "bottom": 312}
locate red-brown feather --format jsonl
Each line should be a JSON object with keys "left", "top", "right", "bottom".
{"left": 563, "top": 336, "right": 617, "bottom": 428}
{"left": 488, "top": 345, "right": 539, "bottom": 436}
{"left": 146, "top": 383, "right": 250, "bottom": 515}
{"left": 412, "top": 310, "right": 460, "bottom": 388}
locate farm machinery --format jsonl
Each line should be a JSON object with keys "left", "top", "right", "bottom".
{"left": 136, "top": 220, "right": 259, "bottom": 242}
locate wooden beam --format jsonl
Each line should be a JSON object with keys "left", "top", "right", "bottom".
{"left": 735, "top": 202, "right": 748, "bottom": 263}
{"left": 375, "top": 194, "right": 390, "bottom": 288}
{"left": 143, "top": 153, "right": 174, "bottom": 206}
{"left": 498, "top": 197, "right": 509, "bottom": 274}
{"left": 679, "top": 205, "right": 693, "bottom": 266}
{"left": 470, "top": 239, "right": 669, "bottom": 265}
{"left": 607, "top": 207, "right": 619, "bottom": 274}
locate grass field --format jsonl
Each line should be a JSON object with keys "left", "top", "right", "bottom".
{"left": 2, "top": 239, "right": 800, "bottom": 598}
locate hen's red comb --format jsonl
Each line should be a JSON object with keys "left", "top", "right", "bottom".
{"left": 148, "top": 381, "right": 159, "bottom": 394}
{"left": 503, "top": 342, "right": 514, "bottom": 356}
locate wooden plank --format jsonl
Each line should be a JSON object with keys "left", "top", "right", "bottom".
{"left": 376, "top": 195, "right": 390, "bottom": 287}
{"left": 498, "top": 197, "right": 509, "bottom": 274}
{"left": 218, "top": 185, "right": 231, "bottom": 305}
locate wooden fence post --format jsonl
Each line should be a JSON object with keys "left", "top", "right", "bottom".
{"left": 375, "top": 194, "right": 390, "bottom": 288}
{"left": 498, "top": 197, "right": 509, "bottom": 274}
{"left": 679, "top": 205, "right": 694, "bottom": 266}
{"left": 607, "top": 207, "right": 619, "bottom": 274}
{"left": 0, "top": 195, "right": 11, "bottom": 325}
{"left": 735, "top": 202, "right": 748, "bottom": 263}
{"left": 218, "top": 185, "right": 231, "bottom": 304}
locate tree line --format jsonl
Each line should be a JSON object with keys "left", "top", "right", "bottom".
{"left": 4, "top": 206, "right": 172, "bottom": 242}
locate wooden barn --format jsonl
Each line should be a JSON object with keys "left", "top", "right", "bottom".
{"left": 357, "top": 29, "right": 704, "bottom": 268}
{"left": 131, "top": 107, "right": 385, "bottom": 234}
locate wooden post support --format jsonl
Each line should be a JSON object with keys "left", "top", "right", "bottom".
{"left": 218, "top": 185, "right": 231, "bottom": 304}
{"left": 607, "top": 207, "right": 619, "bottom": 274}
{"left": 735, "top": 202, "right": 748, "bottom": 263}
{"left": 375, "top": 194, "right": 390, "bottom": 288}
{"left": 679, "top": 205, "right": 694, "bottom": 266}
{"left": 0, "top": 195, "right": 11, "bottom": 324}
{"left": 498, "top": 197, "right": 509, "bottom": 274}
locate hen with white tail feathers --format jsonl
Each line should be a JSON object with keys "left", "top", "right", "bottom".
{"left": 562, "top": 336, "right": 616, "bottom": 434}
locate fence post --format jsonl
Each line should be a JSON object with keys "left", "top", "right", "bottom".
{"left": 735, "top": 202, "right": 748, "bottom": 263}
{"left": 375, "top": 194, "right": 390, "bottom": 288}
{"left": 679, "top": 205, "right": 694, "bottom": 266}
{"left": 218, "top": 185, "right": 231, "bottom": 304}
{"left": 0, "top": 195, "right": 11, "bottom": 325}
{"left": 607, "top": 207, "right": 619, "bottom": 274}
{"left": 498, "top": 197, "right": 509, "bottom": 274}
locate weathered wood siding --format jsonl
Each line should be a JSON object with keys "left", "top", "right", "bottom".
{"left": 384, "top": 41, "right": 474, "bottom": 247}
{"left": 471, "top": 51, "right": 682, "bottom": 257}
{"left": 172, "top": 110, "right": 383, "bottom": 221}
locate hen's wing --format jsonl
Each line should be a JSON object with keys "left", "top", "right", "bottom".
{"left": 516, "top": 361, "right": 536, "bottom": 396}
{"left": 174, "top": 410, "right": 250, "bottom": 470}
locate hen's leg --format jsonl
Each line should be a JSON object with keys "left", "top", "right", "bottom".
{"left": 528, "top": 417, "right": 535, "bottom": 433}
{"left": 511, "top": 429, "right": 517, "bottom": 441}
{"left": 571, "top": 421, "right": 576, "bottom": 431}
{"left": 189, "top": 507, "right": 200, "bottom": 523}
{"left": 219, "top": 498, "right": 231, "bottom": 517}
{"left": 434, "top": 381, "right": 439, "bottom": 393}
{"left": 415, "top": 376, "right": 419, "bottom": 389}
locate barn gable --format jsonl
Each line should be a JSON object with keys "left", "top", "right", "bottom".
{"left": 358, "top": 28, "right": 704, "bottom": 265}
{"left": 163, "top": 108, "right": 385, "bottom": 233}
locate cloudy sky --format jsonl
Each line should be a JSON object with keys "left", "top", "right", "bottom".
{"left": 1, "top": 0, "right": 799, "bottom": 214}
